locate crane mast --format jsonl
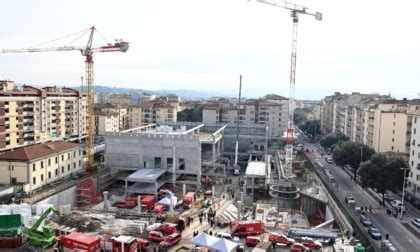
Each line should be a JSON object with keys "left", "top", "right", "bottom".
{"left": 254, "top": 0, "right": 322, "bottom": 180}
{"left": 1, "top": 26, "right": 129, "bottom": 172}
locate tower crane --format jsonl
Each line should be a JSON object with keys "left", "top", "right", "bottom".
{"left": 1, "top": 26, "right": 129, "bottom": 172}
{"left": 253, "top": 0, "right": 322, "bottom": 180}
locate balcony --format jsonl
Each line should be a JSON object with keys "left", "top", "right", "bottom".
{"left": 22, "top": 112, "right": 34, "bottom": 116}
{"left": 22, "top": 104, "right": 33, "bottom": 108}
{"left": 23, "top": 119, "right": 33, "bottom": 123}
{"left": 24, "top": 126, "right": 35, "bottom": 131}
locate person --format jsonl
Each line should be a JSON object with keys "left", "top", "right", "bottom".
{"left": 199, "top": 217, "right": 203, "bottom": 225}
{"left": 209, "top": 230, "right": 213, "bottom": 236}
{"left": 386, "top": 233, "right": 389, "bottom": 240}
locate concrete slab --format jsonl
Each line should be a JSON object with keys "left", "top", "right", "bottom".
{"left": 126, "top": 169, "right": 166, "bottom": 183}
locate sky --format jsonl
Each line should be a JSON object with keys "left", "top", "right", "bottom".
{"left": 1, "top": 0, "right": 420, "bottom": 99}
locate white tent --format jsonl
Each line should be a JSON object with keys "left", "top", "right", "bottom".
{"left": 211, "top": 238, "right": 239, "bottom": 252}
{"left": 158, "top": 197, "right": 171, "bottom": 205}
{"left": 190, "top": 233, "right": 219, "bottom": 247}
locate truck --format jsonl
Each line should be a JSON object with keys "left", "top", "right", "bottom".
{"left": 140, "top": 195, "right": 156, "bottom": 212}
{"left": 116, "top": 198, "right": 137, "bottom": 209}
{"left": 183, "top": 192, "right": 196, "bottom": 209}
{"left": 100, "top": 236, "right": 138, "bottom": 252}
{"left": 230, "top": 221, "right": 265, "bottom": 237}
{"left": 268, "top": 232, "right": 295, "bottom": 246}
{"left": 27, "top": 206, "right": 58, "bottom": 247}
{"left": 63, "top": 232, "right": 100, "bottom": 252}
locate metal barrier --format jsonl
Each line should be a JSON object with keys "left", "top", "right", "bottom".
{"left": 304, "top": 154, "right": 380, "bottom": 252}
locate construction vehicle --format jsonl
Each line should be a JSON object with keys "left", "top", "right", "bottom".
{"left": 1, "top": 26, "right": 129, "bottom": 173}
{"left": 27, "top": 206, "right": 58, "bottom": 247}
{"left": 183, "top": 192, "right": 196, "bottom": 209}
{"left": 230, "top": 221, "right": 265, "bottom": 237}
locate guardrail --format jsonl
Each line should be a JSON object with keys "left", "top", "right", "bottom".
{"left": 304, "top": 153, "right": 380, "bottom": 252}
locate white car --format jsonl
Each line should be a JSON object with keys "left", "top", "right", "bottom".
{"left": 391, "top": 200, "right": 405, "bottom": 212}
{"left": 146, "top": 223, "right": 162, "bottom": 231}
{"left": 412, "top": 218, "right": 420, "bottom": 228}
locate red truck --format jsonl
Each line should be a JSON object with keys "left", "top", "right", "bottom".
{"left": 245, "top": 236, "right": 261, "bottom": 247}
{"left": 140, "top": 195, "right": 156, "bottom": 212}
{"left": 116, "top": 198, "right": 136, "bottom": 209}
{"left": 230, "top": 221, "right": 265, "bottom": 237}
{"left": 135, "top": 238, "right": 150, "bottom": 250}
{"left": 183, "top": 192, "right": 196, "bottom": 209}
{"left": 63, "top": 232, "right": 100, "bottom": 252}
{"left": 301, "top": 237, "right": 322, "bottom": 250}
{"left": 154, "top": 205, "right": 165, "bottom": 215}
{"left": 148, "top": 231, "right": 165, "bottom": 242}
{"left": 100, "top": 236, "right": 138, "bottom": 252}
{"left": 159, "top": 233, "right": 181, "bottom": 247}
{"left": 158, "top": 223, "right": 177, "bottom": 235}
{"left": 268, "top": 232, "right": 295, "bottom": 246}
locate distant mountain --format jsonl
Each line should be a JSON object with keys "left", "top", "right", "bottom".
{"left": 71, "top": 85, "right": 239, "bottom": 99}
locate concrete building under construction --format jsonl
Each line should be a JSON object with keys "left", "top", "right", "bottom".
{"left": 104, "top": 122, "right": 267, "bottom": 195}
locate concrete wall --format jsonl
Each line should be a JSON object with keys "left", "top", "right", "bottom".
{"left": 37, "top": 184, "right": 76, "bottom": 207}
{"left": 105, "top": 132, "right": 201, "bottom": 175}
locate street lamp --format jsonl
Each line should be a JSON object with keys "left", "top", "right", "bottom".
{"left": 400, "top": 167, "right": 409, "bottom": 221}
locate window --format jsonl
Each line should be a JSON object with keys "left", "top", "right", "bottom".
{"left": 178, "top": 158, "right": 185, "bottom": 170}
{"left": 62, "top": 155, "right": 64, "bottom": 161}
{"left": 413, "top": 150, "right": 415, "bottom": 156}
{"left": 32, "top": 164, "right": 36, "bottom": 171}
{"left": 414, "top": 128, "right": 417, "bottom": 134}
{"left": 41, "top": 174, "right": 44, "bottom": 182}
{"left": 167, "top": 158, "right": 173, "bottom": 168}
{"left": 154, "top": 157, "right": 161, "bottom": 168}
{"left": 393, "top": 122, "right": 396, "bottom": 126}
{"left": 415, "top": 117, "right": 418, "bottom": 123}
{"left": 55, "top": 157, "right": 58, "bottom": 164}
{"left": 392, "top": 130, "right": 395, "bottom": 134}
{"left": 79, "top": 160, "right": 81, "bottom": 167}
{"left": 391, "top": 146, "right": 394, "bottom": 151}
{"left": 73, "top": 162, "right": 76, "bottom": 169}
{"left": 68, "top": 164, "right": 70, "bottom": 171}
{"left": 55, "top": 169, "right": 58, "bottom": 176}
{"left": 61, "top": 166, "right": 64, "bottom": 174}
{"left": 41, "top": 161, "right": 44, "bottom": 169}
{"left": 68, "top": 153, "right": 70, "bottom": 159}
{"left": 48, "top": 172, "right": 51, "bottom": 179}
{"left": 33, "top": 177, "right": 36, "bottom": 185}
{"left": 74, "top": 151, "right": 76, "bottom": 157}
{"left": 392, "top": 138, "right": 394, "bottom": 142}
{"left": 394, "top": 114, "right": 396, "bottom": 118}
{"left": 48, "top": 159, "right": 51, "bottom": 166}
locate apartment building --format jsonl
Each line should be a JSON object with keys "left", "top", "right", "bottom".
{"left": 128, "top": 101, "right": 177, "bottom": 128}
{"left": 94, "top": 110, "right": 119, "bottom": 135}
{"left": 98, "top": 104, "right": 129, "bottom": 131}
{"left": 0, "top": 81, "right": 86, "bottom": 152}
{"left": 0, "top": 141, "right": 82, "bottom": 193}
{"left": 202, "top": 95, "right": 288, "bottom": 138}
{"left": 140, "top": 92, "right": 156, "bottom": 103}
{"left": 319, "top": 92, "right": 390, "bottom": 136}
{"left": 407, "top": 103, "right": 420, "bottom": 198}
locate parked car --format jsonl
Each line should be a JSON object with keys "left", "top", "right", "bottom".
{"left": 268, "top": 232, "right": 295, "bottom": 246}
{"left": 383, "top": 192, "right": 391, "bottom": 201}
{"left": 404, "top": 194, "right": 415, "bottom": 204}
{"left": 301, "top": 237, "right": 322, "bottom": 250}
{"left": 148, "top": 231, "right": 165, "bottom": 242}
{"left": 245, "top": 236, "right": 261, "bottom": 247}
{"left": 412, "top": 199, "right": 420, "bottom": 209}
{"left": 360, "top": 214, "right": 372, "bottom": 227}
{"left": 412, "top": 218, "right": 420, "bottom": 228}
{"left": 159, "top": 233, "right": 181, "bottom": 247}
{"left": 368, "top": 227, "right": 382, "bottom": 240}
{"left": 136, "top": 238, "right": 150, "bottom": 250}
{"left": 216, "top": 232, "right": 233, "bottom": 240}
{"left": 390, "top": 200, "right": 405, "bottom": 212}
{"left": 291, "top": 242, "right": 310, "bottom": 251}
{"left": 326, "top": 157, "right": 334, "bottom": 164}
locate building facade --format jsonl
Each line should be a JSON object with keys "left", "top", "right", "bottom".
{"left": 94, "top": 110, "right": 120, "bottom": 135}
{"left": 408, "top": 103, "right": 420, "bottom": 198}
{"left": 128, "top": 101, "right": 177, "bottom": 128}
{"left": 202, "top": 95, "right": 288, "bottom": 138}
{"left": 0, "top": 141, "right": 82, "bottom": 193}
{"left": 0, "top": 81, "right": 86, "bottom": 151}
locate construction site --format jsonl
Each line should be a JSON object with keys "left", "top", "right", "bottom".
{"left": 0, "top": 0, "right": 371, "bottom": 252}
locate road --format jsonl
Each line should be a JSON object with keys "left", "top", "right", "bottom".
{"left": 304, "top": 141, "right": 420, "bottom": 251}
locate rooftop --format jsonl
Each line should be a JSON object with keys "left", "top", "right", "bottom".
{"left": 0, "top": 141, "right": 80, "bottom": 161}
{"left": 245, "top": 161, "right": 266, "bottom": 177}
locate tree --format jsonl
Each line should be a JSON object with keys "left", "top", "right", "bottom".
{"left": 319, "top": 133, "right": 349, "bottom": 150}
{"left": 293, "top": 109, "right": 308, "bottom": 126}
{"left": 300, "top": 120, "right": 321, "bottom": 141}
{"left": 177, "top": 108, "right": 203, "bottom": 122}
{"left": 358, "top": 153, "right": 407, "bottom": 204}
{"left": 332, "top": 141, "right": 375, "bottom": 180}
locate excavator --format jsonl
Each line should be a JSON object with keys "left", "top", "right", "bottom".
{"left": 27, "top": 206, "right": 58, "bottom": 247}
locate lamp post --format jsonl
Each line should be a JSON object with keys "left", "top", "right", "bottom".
{"left": 400, "top": 167, "right": 409, "bottom": 220}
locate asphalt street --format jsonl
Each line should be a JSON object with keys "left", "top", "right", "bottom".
{"left": 305, "top": 141, "right": 420, "bottom": 251}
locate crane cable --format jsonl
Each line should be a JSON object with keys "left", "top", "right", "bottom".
{"left": 26, "top": 27, "right": 91, "bottom": 49}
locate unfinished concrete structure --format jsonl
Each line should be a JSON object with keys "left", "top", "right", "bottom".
{"left": 243, "top": 158, "right": 271, "bottom": 203}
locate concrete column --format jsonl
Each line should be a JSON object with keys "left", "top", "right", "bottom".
{"left": 124, "top": 180, "right": 128, "bottom": 197}
{"left": 103, "top": 191, "right": 109, "bottom": 210}
{"left": 212, "top": 137, "right": 216, "bottom": 165}
{"left": 172, "top": 146, "right": 176, "bottom": 184}
{"left": 155, "top": 182, "right": 159, "bottom": 198}
{"left": 217, "top": 140, "right": 221, "bottom": 156}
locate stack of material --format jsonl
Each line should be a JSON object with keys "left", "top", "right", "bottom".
{"left": 0, "top": 204, "right": 32, "bottom": 228}
{"left": 76, "top": 177, "right": 101, "bottom": 207}
{"left": 59, "top": 204, "right": 72, "bottom": 215}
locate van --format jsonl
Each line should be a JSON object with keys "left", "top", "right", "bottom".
{"left": 216, "top": 232, "right": 233, "bottom": 240}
